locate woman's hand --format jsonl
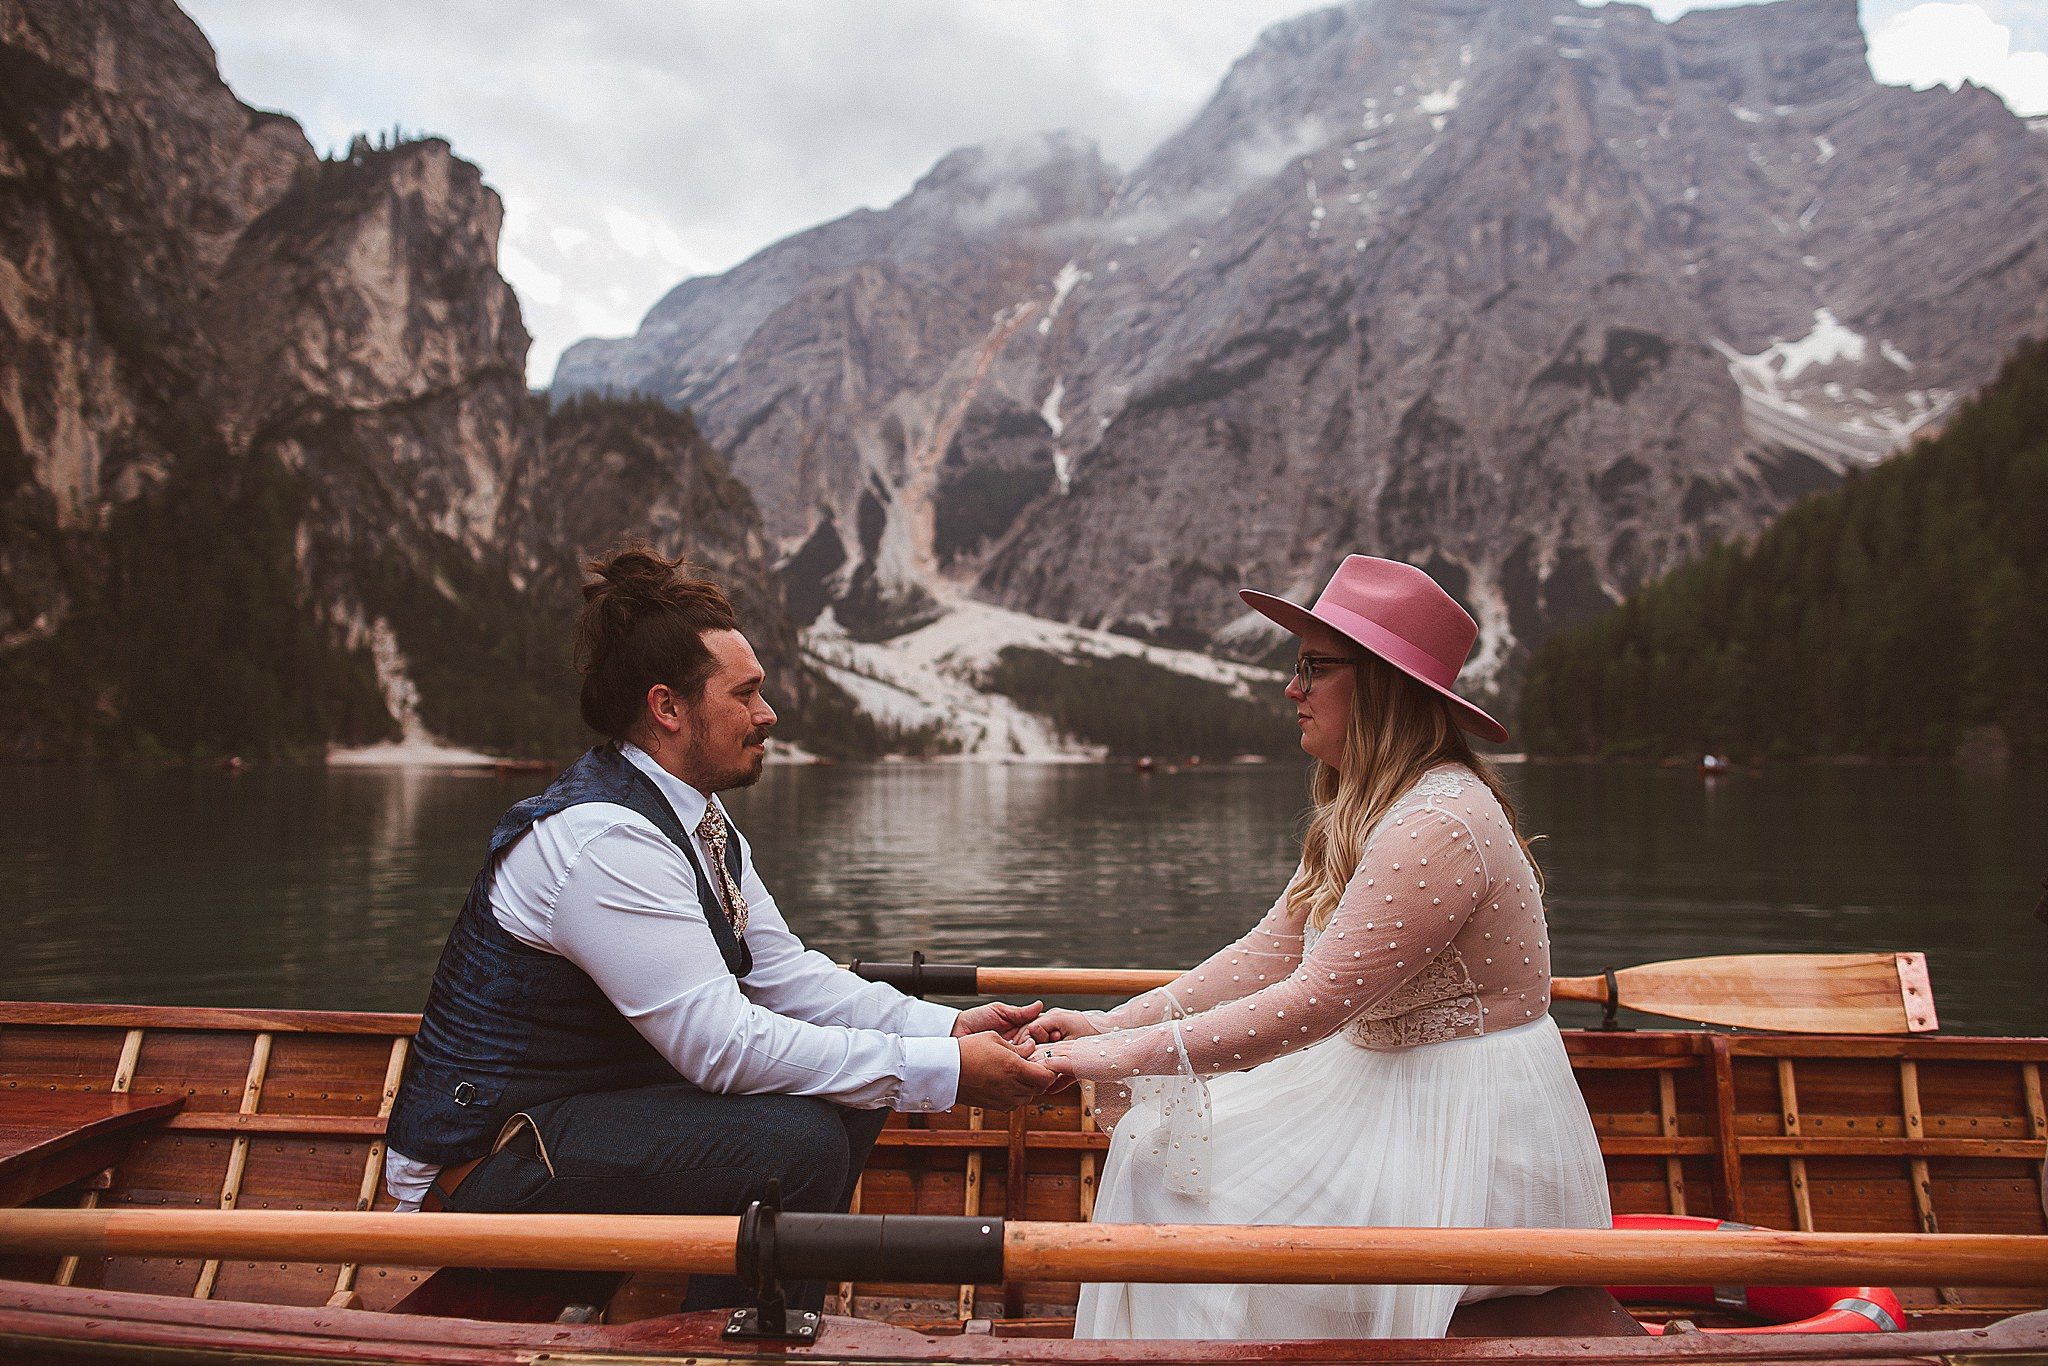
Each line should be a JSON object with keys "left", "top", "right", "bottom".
{"left": 1028, "top": 1040, "right": 1081, "bottom": 1094}
{"left": 1022, "top": 1007, "right": 1103, "bottom": 1045}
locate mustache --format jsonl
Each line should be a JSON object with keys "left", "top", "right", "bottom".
{"left": 746, "top": 727, "right": 772, "bottom": 746}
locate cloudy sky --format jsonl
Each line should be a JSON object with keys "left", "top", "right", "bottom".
{"left": 181, "top": 0, "right": 2048, "bottom": 388}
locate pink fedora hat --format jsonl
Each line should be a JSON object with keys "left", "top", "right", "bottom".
{"left": 1240, "top": 555, "right": 1509, "bottom": 744}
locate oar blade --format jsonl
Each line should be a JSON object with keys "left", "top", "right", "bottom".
{"left": 1613, "top": 952, "right": 1937, "bottom": 1034}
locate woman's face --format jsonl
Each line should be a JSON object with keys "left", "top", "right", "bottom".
{"left": 1285, "top": 621, "right": 1366, "bottom": 769}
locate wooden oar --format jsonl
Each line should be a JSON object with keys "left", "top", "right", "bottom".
{"left": 851, "top": 952, "right": 1938, "bottom": 1033}
{"left": 1549, "top": 952, "right": 1938, "bottom": 1035}
{"left": 0, "top": 1208, "right": 2037, "bottom": 1286}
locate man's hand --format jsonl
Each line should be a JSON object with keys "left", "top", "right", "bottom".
{"left": 955, "top": 1031, "right": 1058, "bottom": 1110}
{"left": 953, "top": 999, "right": 1043, "bottom": 1041}
{"left": 1021, "top": 1007, "right": 1102, "bottom": 1045}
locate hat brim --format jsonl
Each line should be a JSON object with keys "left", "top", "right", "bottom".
{"left": 1240, "top": 588, "right": 1511, "bottom": 745}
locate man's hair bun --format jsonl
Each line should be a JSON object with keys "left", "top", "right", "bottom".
{"left": 574, "top": 540, "right": 740, "bottom": 741}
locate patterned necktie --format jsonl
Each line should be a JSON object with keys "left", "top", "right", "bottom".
{"left": 695, "top": 803, "right": 750, "bottom": 936}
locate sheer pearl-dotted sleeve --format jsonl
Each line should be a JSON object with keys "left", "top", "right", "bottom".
{"left": 1045, "top": 809, "right": 1484, "bottom": 1086}
{"left": 1092, "top": 880, "right": 1305, "bottom": 1033}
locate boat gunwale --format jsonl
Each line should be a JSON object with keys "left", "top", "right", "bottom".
{"left": 0, "top": 1001, "right": 421, "bottom": 1035}
{"left": 0, "top": 1281, "right": 2043, "bottom": 1365}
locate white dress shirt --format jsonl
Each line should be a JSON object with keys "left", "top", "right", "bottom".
{"left": 385, "top": 742, "right": 960, "bottom": 1209}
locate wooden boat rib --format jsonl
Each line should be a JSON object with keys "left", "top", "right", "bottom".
{"left": 1, "top": 997, "right": 2044, "bottom": 1364}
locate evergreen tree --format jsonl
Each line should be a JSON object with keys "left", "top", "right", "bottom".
{"left": 1521, "top": 338, "right": 2048, "bottom": 762}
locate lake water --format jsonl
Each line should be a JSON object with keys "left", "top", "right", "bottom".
{"left": 2, "top": 760, "right": 2042, "bottom": 1036}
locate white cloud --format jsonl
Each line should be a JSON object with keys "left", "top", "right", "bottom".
{"left": 1868, "top": 3, "right": 2048, "bottom": 114}
{"left": 183, "top": 0, "right": 1328, "bottom": 384}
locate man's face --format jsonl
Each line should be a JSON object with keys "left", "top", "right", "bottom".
{"left": 679, "top": 630, "right": 778, "bottom": 793}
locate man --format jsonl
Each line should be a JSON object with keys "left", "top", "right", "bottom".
{"left": 383, "top": 543, "right": 1054, "bottom": 1309}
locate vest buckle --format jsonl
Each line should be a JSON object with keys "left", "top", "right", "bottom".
{"left": 452, "top": 1081, "right": 476, "bottom": 1107}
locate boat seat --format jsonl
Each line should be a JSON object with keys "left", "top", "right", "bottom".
{"left": 0, "top": 1093, "right": 184, "bottom": 1207}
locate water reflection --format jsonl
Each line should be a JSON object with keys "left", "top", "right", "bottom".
{"left": 0, "top": 761, "right": 2040, "bottom": 1036}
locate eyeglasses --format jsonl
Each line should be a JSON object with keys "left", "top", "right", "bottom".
{"left": 1291, "top": 653, "right": 1366, "bottom": 693}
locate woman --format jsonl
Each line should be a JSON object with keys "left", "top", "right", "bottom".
{"left": 1027, "top": 556, "right": 1611, "bottom": 1339}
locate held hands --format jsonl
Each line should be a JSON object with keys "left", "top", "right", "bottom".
{"left": 1021, "top": 1007, "right": 1102, "bottom": 1045}
{"left": 954, "top": 1030, "right": 1058, "bottom": 1110}
{"left": 952, "top": 999, "right": 1044, "bottom": 1041}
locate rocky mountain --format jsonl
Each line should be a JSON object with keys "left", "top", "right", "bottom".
{"left": 557, "top": 0, "right": 2048, "bottom": 708}
{"left": 0, "top": 0, "right": 800, "bottom": 759}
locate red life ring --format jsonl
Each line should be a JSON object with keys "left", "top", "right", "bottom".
{"left": 1607, "top": 1213, "right": 1906, "bottom": 1335}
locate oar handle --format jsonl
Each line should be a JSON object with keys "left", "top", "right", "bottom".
{"left": 849, "top": 959, "right": 1176, "bottom": 998}
{"left": 3, "top": 1208, "right": 2043, "bottom": 1288}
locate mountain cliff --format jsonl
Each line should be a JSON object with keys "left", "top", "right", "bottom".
{"left": 0, "top": 0, "right": 801, "bottom": 759}
{"left": 558, "top": 0, "right": 2048, "bottom": 706}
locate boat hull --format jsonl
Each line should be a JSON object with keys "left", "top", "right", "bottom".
{"left": 1, "top": 1000, "right": 2043, "bottom": 1357}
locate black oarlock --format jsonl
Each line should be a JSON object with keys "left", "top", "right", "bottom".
{"left": 725, "top": 1180, "right": 819, "bottom": 1342}
{"left": 1600, "top": 967, "right": 1630, "bottom": 1031}
{"left": 727, "top": 1193, "right": 1007, "bottom": 1339}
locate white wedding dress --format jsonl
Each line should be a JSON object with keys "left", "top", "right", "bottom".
{"left": 1044, "top": 765, "right": 1612, "bottom": 1340}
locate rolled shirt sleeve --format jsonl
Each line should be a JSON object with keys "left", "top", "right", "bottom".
{"left": 548, "top": 820, "right": 960, "bottom": 1111}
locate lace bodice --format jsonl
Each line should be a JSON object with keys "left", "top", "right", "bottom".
{"left": 1040, "top": 765, "right": 1550, "bottom": 1186}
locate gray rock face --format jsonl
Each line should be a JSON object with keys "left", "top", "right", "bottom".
{"left": 558, "top": 0, "right": 2048, "bottom": 700}
{"left": 0, "top": 0, "right": 798, "bottom": 756}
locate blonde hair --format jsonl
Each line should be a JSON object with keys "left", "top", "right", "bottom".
{"left": 1288, "top": 653, "right": 1543, "bottom": 930}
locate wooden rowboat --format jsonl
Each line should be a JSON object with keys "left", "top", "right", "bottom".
{"left": 1, "top": 997, "right": 2044, "bottom": 1363}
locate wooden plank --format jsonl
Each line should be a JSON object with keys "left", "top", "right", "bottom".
{"left": 1657, "top": 1070, "right": 1687, "bottom": 1216}
{"left": 0, "top": 1026, "right": 131, "bottom": 1096}
{"left": 55, "top": 1027, "right": 145, "bottom": 1289}
{"left": 1733, "top": 1136, "right": 2045, "bottom": 1159}
{"left": 1776, "top": 1058, "right": 1812, "bottom": 1231}
{"left": 192, "top": 1033, "right": 272, "bottom": 1301}
{"left": 258, "top": 1034, "right": 410, "bottom": 1117}
{"left": 833, "top": 1176, "right": 861, "bottom": 1315}
{"left": 333, "top": 1038, "right": 407, "bottom": 1303}
{"left": 0, "top": 1094, "right": 184, "bottom": 1207}
{"left": 2025, "top": 1062, "right": 2046, "bottom": 1139}
{"left": 125, "top": 1030, "right": 275, "bottom": 1114}
{"left": 1078, "top": 1082, "right": 1099, "bottom": 1222}
{"left": 1722, "top": 1034, "right": 2048, "bottom": 1062}
{"left": 0, "top": 1003, "right": 418, "bottom": 1037}
{"left": 110, "top": 1030, "right": 145, "bottom": 1093}
{"left": 1003, "top": 1107, "right": 1029, "bottom": 1316}
{"left": 957, "top": 1107, "right": 984, "bottom": 1320}
{"left": 1900, "top": 1059, "right": 1961, "bottom": 1307}
{"left": 1708, "top": 1035, "right": 1744, "bottom": 1222}
{"left": 157, "top": 1114, "right": 387, "bottom": 1137}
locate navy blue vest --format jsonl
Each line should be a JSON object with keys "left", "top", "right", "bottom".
{"left": 386, "top": 744, "right": 752, "bottom": 1164}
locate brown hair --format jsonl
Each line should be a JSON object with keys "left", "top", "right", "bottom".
{"left": 1288, "top": 653, "right": 1542, "bottom": 929}
{"left": 574, "top": 542, "right": 740, "bottom": 741}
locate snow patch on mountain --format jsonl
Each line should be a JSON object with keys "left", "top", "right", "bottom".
{"left": 1037, "top": 260, "right": 1084, "bottom": 335}
{"left": 1039, "top": 377, "right": 1066, "bottom": 439}
{"left": 1716, "top": 311, "right": 1955, "bottom": 468}
{"left": 329, "top": 619, "right": 500, "bottom": 767}
{"left": 1727, "top": 308, "right": 1866, "bottom": 385}
{"left": 1418, "top": 80, "right": 1463, "bottom": 116}
{"left": 804, "top": 600, "right": 1285, "bottom": 759}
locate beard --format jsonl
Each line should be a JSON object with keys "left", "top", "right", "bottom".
{"left": 698, "top": 724, "right": 772, "bottom": 792}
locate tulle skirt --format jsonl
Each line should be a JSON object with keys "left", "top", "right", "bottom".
{"left": 1074, "top": 1015, "right": 1611, "bottom": 1340}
